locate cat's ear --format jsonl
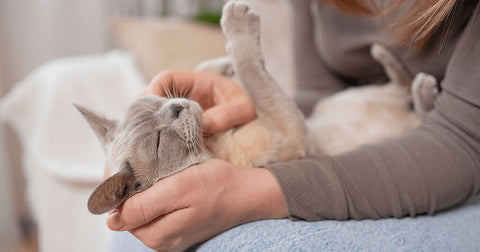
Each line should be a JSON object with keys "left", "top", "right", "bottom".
{"left": 74, "top": 104, "right": 118, "bottom": 147}
{"left": 87, "top": 162, "right": 137, "bottom": 215}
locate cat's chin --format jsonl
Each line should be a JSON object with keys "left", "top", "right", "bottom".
{"left": 154, "top": 154, "right": 210, "bottom": 183}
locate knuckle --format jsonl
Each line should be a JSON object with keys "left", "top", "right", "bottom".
{"left": 142, "top": 236, "right": 160, "bottom": 249}
{"left": 148, "top": 70, "right": 177, "bottom": 96}
{"left": 144, "top": 235, "right": 176, "bottom": 250}
{"left": 157, "top": 69, "right": 175, "bottom": 78}
{"left": 218, "top": 106, "right": 232, "bottom": 121}
{"left": 211, "top": 108, "right": 231, "bottom": 130}
{"left": 121, "top": 200, "right": 147, "bottom": 229}
{"left": 152, "top": 70, "right": 170, "bottom": 83}
{"left": 152, "top": 70, "right": 174, "bottom": 85}
{"left": 134, "top": 201, "right": 149, "bottom": 225}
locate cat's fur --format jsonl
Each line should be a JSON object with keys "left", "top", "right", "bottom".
{"left": 76, "top": 2, "right": 438, "bottom": 215}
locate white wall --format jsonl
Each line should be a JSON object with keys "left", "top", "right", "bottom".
{"left": 0, "top": 0, "right": 114, "bottom": 248}
{"left": 0, "top": 0, "right": 114, "bottom": 95}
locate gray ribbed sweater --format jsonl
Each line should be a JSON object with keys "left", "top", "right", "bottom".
{"left": 266, "top": 0, "right": 480, "bottom": 220}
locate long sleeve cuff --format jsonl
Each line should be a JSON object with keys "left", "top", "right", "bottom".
{"left": 266, "top": 156, "right": 347, "bottom": 221}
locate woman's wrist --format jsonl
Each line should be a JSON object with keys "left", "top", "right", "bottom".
{"left": 236, "top": 167, "right": 288, "bottom": 223}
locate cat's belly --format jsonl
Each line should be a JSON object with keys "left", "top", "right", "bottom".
{"left": 307, "top": 97, "right": 421, "bottom": 156}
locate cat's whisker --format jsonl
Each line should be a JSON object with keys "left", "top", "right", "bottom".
{"left": 188, "top": 144, "right": 194, "bottom": 157}
{"left": 194, "top": 134, "right": 211, "bottom": 158}
{"left": 191, "top": 138, "right": 201, "bottom": 157}
{"left": 172, "top": 79, "right": 179, "bottom": 98}
{"left": 180, "top": 88, "right": 186, "bottom": 99}
{"left": 182, "top": 86, "right": 192, "bottom": 99}
{"left": 168, "top": 87, "right": 173, "bottom": 99}
{"left": 163, "top": 85, "right": 172, "bottom": 99}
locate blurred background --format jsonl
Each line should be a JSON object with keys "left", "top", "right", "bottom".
{"left": 0, "top": 0, "right": 293, "bottom": 251}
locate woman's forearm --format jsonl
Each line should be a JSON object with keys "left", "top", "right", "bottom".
{"left": 267, "top": 108, "right": 480, "bottom": 220}
{"left": 266, "top": 6, "right": 480, "bottom": 219}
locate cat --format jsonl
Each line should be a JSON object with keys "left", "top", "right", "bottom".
{"left": 76, "top": 1, "right": 438, "bottom": 215}
{"left": 306, "top": 44, "right": 438, "bottom": 155}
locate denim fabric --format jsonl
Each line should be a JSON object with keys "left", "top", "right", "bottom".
{"left": 108, "top": 196, "right": 480, "bottom": 252}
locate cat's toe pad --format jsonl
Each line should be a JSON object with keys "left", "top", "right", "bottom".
{"left": 221, "top": 1, "right": 260, "bottom": 42}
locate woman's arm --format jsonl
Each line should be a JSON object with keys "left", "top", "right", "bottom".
{"left": 267, "top": 4, "right": 480, "bottom": 220}
{"left": 288, "top": 0, "right": 346, "bottom": 115}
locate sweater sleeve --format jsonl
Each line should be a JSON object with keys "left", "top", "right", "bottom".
{"left": 288, "top": 0, "right": 346, "bottom": 116}
{"left": 267, "top": 4, "right": 480, "bottom": 221}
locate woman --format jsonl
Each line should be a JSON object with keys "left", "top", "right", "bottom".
{"left": 107, "top": 0, "right": 480, "bottom": 251}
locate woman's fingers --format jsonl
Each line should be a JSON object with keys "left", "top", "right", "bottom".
{"left": 106, "top": 175, "right": 186, "bottom": 231}
{"left": 142, "top": 69, "right": 245, "bottom": 108}
{"left": 129, "top": 208, "right": 198, "bottom": 251}
{"left": 202, "top": 98, "right": 256, "bottom": 134}
{"left": 140, "top": 69, "right": 256, "bottom": 134}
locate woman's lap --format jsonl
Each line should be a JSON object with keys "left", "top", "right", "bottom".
{"left": 108, "top": 196, "right": 480, "bottom": 251}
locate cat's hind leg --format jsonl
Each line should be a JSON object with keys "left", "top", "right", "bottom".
{"left": 412, "top": 73, "right": 439, "bottom": 117}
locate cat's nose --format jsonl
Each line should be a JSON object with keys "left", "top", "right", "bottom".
{"left": 171, "top": 104, "right": 185, "bottom": 118}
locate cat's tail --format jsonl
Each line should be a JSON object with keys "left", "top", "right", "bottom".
{"left": 370, "top": 43, "right": 413, "bottom": 86}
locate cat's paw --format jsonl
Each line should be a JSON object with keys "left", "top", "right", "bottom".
{"left": 221, "top": 1, "right": 260, "bottom": 44}
{"left": 412, "top": 72, "right": 439, "bottom": 116}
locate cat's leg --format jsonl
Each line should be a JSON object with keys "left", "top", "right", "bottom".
{"left": 221, "top": 2, "right": 281, "bottom": 116}
{"left": 194, "top": 56, "right": 235, "bottom": 78}
{"left": 412, "top": 73, "right": 439, "bottom": 117}
{"left": 370, "top": 43, "right": 412, "bottom": 86}
{"left": 220, "top": 1, "right": 307, "bottom": 159}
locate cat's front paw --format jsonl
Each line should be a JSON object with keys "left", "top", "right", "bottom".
{"left": 221, "top": 1, "right": 260, "bottom": 43}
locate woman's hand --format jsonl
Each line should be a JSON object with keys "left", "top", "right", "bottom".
{"left": 106, "top": 159, "right": 287, "bottom": 251}
{"left": 142, "top": 70, "right": 256, "bottom": 134}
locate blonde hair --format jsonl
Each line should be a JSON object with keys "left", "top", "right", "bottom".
{"left": 321, "top": 0, "right": 458, "bottom": 48}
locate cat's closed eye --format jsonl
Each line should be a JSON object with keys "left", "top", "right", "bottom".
{"left": 156, "top": 130, "right": 161, "bottom": 153}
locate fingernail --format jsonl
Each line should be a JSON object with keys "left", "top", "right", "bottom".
{"left": 107, "top": 209, "right": 123, "bottom": 230}
{"left": 108, "top": 210, "right": 119, "bottom": 217}
{"left": 202, "top": 118, "right": 212, "bottom": 134}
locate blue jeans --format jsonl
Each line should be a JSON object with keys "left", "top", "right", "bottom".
{"left": 108, "top": 196, "right": 480, "bottom": 251}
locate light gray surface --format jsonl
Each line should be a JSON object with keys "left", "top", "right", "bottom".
{"left": 108, "top": 196, "right": 480, "bottom": 251}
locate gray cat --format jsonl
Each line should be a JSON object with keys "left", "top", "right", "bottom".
{"left": 76, "top": 1, "right": 438, "bottom": 215}
{"left": 75, "top": 96, "right": 210, "bottom": 214}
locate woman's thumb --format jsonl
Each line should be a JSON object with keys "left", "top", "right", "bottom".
{"left": 202, "top": 101, "right": 255, "bottom": 135}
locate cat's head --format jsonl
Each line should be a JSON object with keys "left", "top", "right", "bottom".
{"left": 75, "top": 96, "right": 209, "bottom": 214}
